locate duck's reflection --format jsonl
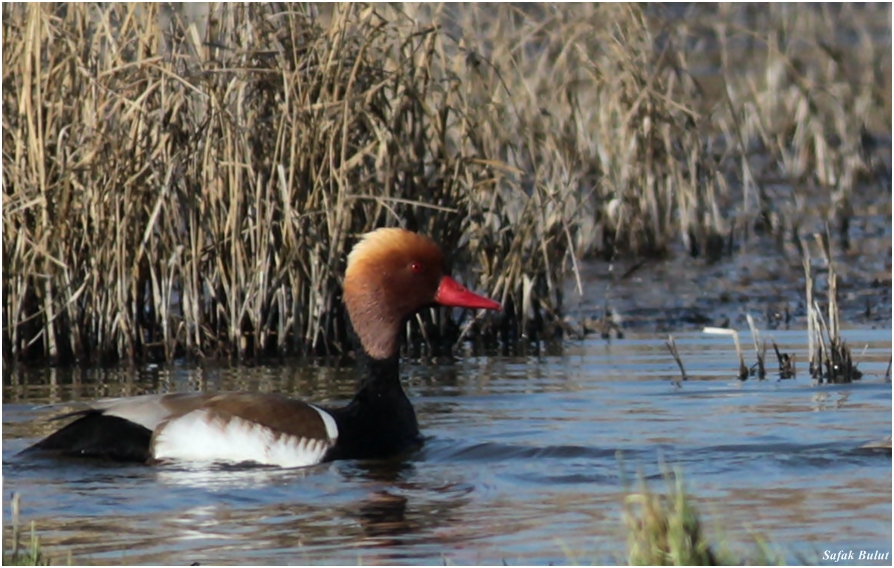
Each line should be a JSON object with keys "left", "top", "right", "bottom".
{"left": 147, "top": 456, "right": 470, "bottom": 563}
{"left": 340, "top": 460, "right": 418, "bottom": 542}
{"left": 153, "top": 460, "right": 321, "bottom": 489}
{"left": 354, "top": 490, "right": 413, "bottom": 540}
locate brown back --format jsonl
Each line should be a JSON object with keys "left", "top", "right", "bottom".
{"left": 160, "top": 392, "right": 331, "bottom": 441}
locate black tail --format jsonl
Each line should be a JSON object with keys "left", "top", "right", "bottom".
{"left": 23, "top": 412, "right": 152, "bottom": 463}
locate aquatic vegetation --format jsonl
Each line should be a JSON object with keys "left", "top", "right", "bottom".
{"left": 624, "top": 473, "right": 719, "bottom": 565}
{"left": 623, "top": 470, "right": 786, "bottom": 566}
{"left": 3, "top": 525, "right": 47, "bottom": 567}
{"left": 3, "top": 494, "right": 52, "bottom": 566}
{"left": 3, "top": 4, "right": 888, "bottom": 363}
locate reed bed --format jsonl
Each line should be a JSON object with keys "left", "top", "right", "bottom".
{"left": 672, "top": 4, "right": 891, "bottom": 253}
{"left": 3, "top": 4, "right": 888, "bottom": 364}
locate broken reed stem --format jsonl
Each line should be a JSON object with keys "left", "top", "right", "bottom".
{"left": 665, "top": 335, "right": 688, "bottom": 386}
{"left": 745, "top": 314, "right": 766, "bottom": 380}
{"left": 703, "top": 327, "right": 749, "bottom": 381}
{"left": 772, "top": 340, "right": 796, "bottom": 380}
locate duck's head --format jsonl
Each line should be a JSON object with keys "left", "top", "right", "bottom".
{"left": 344, "top": 227, "right": 501, "bottom": 359}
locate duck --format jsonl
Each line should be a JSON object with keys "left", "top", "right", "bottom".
{"left": 25, "top": 228, "right": 501, "bottom": 467}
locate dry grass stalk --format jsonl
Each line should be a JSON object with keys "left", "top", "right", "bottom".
{"left": 802, "top": 241, "right": 818, "bottom": 375}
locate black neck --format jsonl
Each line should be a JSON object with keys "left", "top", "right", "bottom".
{"left": 345, "top": 311, "right": 404, "bottom": 395}
{"left": 323, "top": 338, "right": 420, "bottom": 461}
{"left": 352, "top": 350, "right": 402, "bottom": 398}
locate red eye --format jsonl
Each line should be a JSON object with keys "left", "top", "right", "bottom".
{"left": 410, "top": 261, "right": 423, "bottom": 273}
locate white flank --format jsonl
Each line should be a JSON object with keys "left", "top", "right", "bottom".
{"left": 152, "top": 409, "right": 333, "bottom": 468}
{"left": 310, "top": 405, "right": 339, "bottom": 443}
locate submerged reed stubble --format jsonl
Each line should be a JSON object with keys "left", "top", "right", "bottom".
{"left": 3, "top": 4, "right": 888, "bottom": 363}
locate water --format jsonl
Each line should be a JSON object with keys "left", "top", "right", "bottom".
{"left": 3, "top": 329, "right": 891, "bottom": 565}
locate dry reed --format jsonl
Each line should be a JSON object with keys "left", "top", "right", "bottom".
{"left": 803, "top": 228, "right": 864, "bottom": 383}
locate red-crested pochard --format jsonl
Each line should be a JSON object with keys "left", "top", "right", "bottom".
{"left": 26, "top": 228, "right": 501, "bottom": 467}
